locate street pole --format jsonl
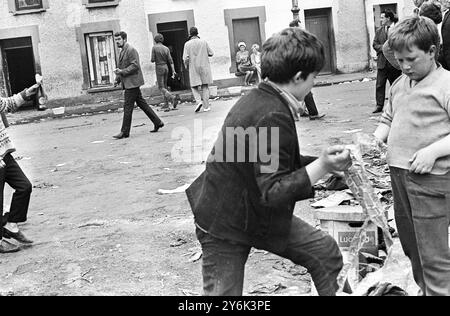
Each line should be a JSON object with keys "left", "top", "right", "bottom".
{"left": 291, "top": 0, "right": 300, "bottom": 21}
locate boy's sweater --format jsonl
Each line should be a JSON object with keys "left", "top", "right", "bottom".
{"left": 380, "top": 66, "right": 450, "bottom": 175}
{"left": 0, "top": 92, "right": 26, "bottom": 158}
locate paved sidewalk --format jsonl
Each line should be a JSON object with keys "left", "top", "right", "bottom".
{"left": 6, "top": 70, "right": 377, "bottom": 126}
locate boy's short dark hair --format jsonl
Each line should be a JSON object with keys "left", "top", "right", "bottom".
{"left": 419, "top": 1, "right": 443, "bottom": 25}
{"left": 114, "top": 31, "right": 127, "bottom": 40}
{"left": 154, "top": 33, "right": 164, "bottom": 44}
{"left": 388, "top": 16, "right": 440, "bottom": 54}
{"left": 261, "top": 28, "right": 325, "bottom": 83}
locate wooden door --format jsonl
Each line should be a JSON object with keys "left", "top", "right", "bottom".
{"left": 305, "top": 9, "right": 334, "bottom": 74}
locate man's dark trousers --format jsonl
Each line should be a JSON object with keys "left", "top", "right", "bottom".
{"left": 304, "top": 92, "right": 319, "bottom": 116}
{"left": 376, "top": 64, "right": 401, "bottom": 110}
{"left": 0, "top": 154, "right": 32, "bottom": 238}
{"left": 121, "top": 87, "right": 163, "bottom": 136}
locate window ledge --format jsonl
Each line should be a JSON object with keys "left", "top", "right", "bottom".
{"left": 87, "top": 86, "right": 122, "bottom": 94}
{"left": 85, "top": 1, "right": 120, "bottom": 9}
{"left": 12, "top": 8, "right": 46, "bottom": 15}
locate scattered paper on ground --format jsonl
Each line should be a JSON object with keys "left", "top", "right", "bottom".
{"left": 157, "top": 184, "right": 190, "bottom": 195}
{"left": 311, "top": 191, "right": 354, "bottom": 208}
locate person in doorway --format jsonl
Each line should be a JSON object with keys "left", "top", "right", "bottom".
{"left": 151, "top": 33, "right": 180, "bottom": 112}
{"left": 236, "top": 42, "right": 256, "bottom": 86}
{"left": 289, "top": 19, "right": 326, "bottom": 120}
{"left": 374, "top": 16, "right": 450, "bottom": 296}
{"left": 183, "top": 27, "right": 214, "bottom": 113}
{"left": 372, "top": 10, "right": 402, "bottom": 114}
{"left": 113, "top": 31, "right": 164, "bottom": 139}
{"left": 186, "top": 27, "right": 353, "bottom": 296}
{"left": 0, "top": 84, "right": 39, "bottom": 253}
{"left": 250, "top": 44, "right": 262, "bottom": 83}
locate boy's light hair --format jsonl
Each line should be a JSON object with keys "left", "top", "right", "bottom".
{"left": 388, "top": 16, "right": 440, "bottom": 55}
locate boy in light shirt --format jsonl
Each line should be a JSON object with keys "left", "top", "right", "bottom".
{"left": 374, "top": 16, "right": 450, "bottom": 296}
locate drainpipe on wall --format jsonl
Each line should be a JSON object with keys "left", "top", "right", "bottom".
{"left": 291, "top": 0, "right": 300, "bottom": 21}
{"left": 363, "top": 0, "right": 374, "bottom": 71}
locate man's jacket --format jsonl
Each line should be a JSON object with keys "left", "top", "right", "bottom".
{"left": 186, "top": 82, "right": 316, "bottom": 252}
{"left": 440, "top": 10, "right": 450, "bottom": 70}
{"left": 117, "top": 43, "right": 145, "bottom": 89}
{"left": 373, "top": 26, "right": 389, "bottom": 69}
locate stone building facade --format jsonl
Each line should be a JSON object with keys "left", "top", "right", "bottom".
{"left": 0, "top": 0, "right": 416, "bottom": 101}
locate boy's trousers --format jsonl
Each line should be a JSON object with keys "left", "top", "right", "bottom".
{"left": 390, "top": 167, "right": 450, "bottom": 296}
{"left": 0, "top": 154, "right": 32, "bottom": 238}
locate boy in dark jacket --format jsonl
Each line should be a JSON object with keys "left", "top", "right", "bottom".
{"left": 186, "top": 28, "right": 352, "bottom": 296}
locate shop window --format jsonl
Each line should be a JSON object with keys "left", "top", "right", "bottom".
{"left": 83, "top": 0, "right": 120, "bottom": 9}
{"left": 85, "top": 32, "right": 117, "bottom": 88}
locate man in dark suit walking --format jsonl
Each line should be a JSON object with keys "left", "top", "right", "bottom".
{"left": 372, "top": 10, "right": 402, "bottom": 114}
{"left": 113, "top": 31, "right": 164, "bottom": 139}
{"left": 439, "top": 0, "right": 450, "bottom": 70}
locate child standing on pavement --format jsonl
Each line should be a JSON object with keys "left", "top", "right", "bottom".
{"left": 374, "top": 16, "right": 450, "bottom": 296}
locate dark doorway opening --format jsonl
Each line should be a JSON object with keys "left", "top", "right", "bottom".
{"left": 157, "top": 21, "right": 190, "bottom": 91}
{"left": 305, "top": 8, "right": 336, "bottom": 74}
{"left": 1, "top": 37, "right": 36, "bottom": 107}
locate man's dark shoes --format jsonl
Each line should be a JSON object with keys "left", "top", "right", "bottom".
{"left": 151, "top": 123, "right": 164, "bottom": 133}
{"left": 0, "top": 239, "right": 20, "bottom": 253}
{"left": 3, "top": 228, "right": 34, "bottom": 244}
{"left": 113, "top": 132, "right": 129, "bottom": 140}
{"left": 309, "top": 114, "right": 326, "bottom": 121}
{"left": 373, "top": 107, "right": 383, "bottom": 114}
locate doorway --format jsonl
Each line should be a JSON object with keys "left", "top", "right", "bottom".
{"left": 0, "top": 37, "right": 36, "bottom": 107}
{"left": 231, "top": 17, "right": 262, "bottom": 73}
{"left": 157, "top": 21, "right": 189, "bottom": 91}
{"left": 305, "top": 8, "right": 335, "bottom": 74}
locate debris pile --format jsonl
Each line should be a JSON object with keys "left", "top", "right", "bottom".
{"left": 312, "top": 133, "right": 396, "bottom": 292}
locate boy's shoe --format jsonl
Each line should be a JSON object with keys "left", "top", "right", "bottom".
{"left": 0, "top": 240, "right": 20, "bottom": 253}
{"left": 309, "top": 114, "right": 326, "bottom": 120}
{"left": 203, "top": 108, "right": 211, "bottom": 113}
{"left": 195, "top": 103, "right": 203, "bottom": 113}
{"left": 3, "top": 228, "right": 34, "bottom": 244}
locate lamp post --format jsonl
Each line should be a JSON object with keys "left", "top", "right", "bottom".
{"left": 291, "top": 0, "right": 300, "bottom": 21}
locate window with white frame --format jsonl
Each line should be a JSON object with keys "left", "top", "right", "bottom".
{"left": 8, "top": 0, "right": 48, "bottom": 14}
{"left": 83, "top": 0, "right": 120, "bottom": 8}
{"left": 85, "top": 32, "right": 117, "bottom": 88}
{"left": 15, "top": 0, "right": 43, "bottom": 11}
